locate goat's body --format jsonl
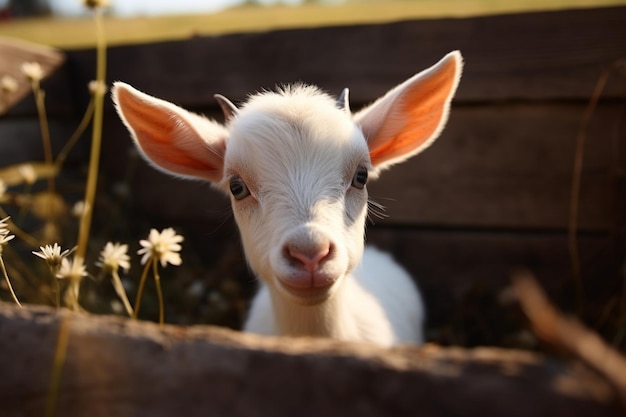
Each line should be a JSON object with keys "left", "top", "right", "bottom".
{"left": 244, "top": 247, "right": 424, "bottom": 346}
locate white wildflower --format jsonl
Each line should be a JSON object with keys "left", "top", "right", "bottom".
{"left": 72, "top": 201, "right": 86, "bottom": 217}
{"left": 0, "top": 216, "right": 20, "bottom": 306}
{"left": 99, "top": 242, "right": 133, "bottom": 317}
{"left": 96, "top": 242, "right": 131, "bottom": 273}
{"left": 138, "top": 228, "right": 183, "bottom": 267}
{"left": 58, "top": 256, "right": 87, "bottom": 311}
{"left": 0, "top": 232, "right": 14, "bottom": 246}
{"left": 21, "top": 62, "right": 44, "bottom": 83}
{"left": 0, "top": 216, "right": 15, "bottom": 247}
{"left": 57, "top": 256, "right": 87, "bottom": 281}
{"left": 88, "top": 80, "right": 108, "bottom": 95}
{"left": 18, "top": 164, "right": 37, "bottom": 185}
{"left": 33, "top": 243, "right": 72, "bottom": 271}
{"left": 110, "top": 299, "right": 124, "bottom": 314}
{"left": 1, "top": 75, "right": 18, "bottom": 94}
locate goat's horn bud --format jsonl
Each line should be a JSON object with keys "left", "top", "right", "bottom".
{"left": 214, "top": 94, "right": 238, "bottom": 122}
{"left": 337, "top": 88, "right": 350, "bottom": 114}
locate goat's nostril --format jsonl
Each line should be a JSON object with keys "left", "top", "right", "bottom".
{"left": 287, "top": 243, "right": 331, "bottom": 271}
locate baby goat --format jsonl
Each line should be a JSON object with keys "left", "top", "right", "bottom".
{"left": 112, "top": 51, "right": 463, "bottom": 346}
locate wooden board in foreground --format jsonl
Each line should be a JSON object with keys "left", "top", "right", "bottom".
{"left": 0, "top": 304, "right": 622, "bottom": 417}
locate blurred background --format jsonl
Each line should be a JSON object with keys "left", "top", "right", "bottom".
{"left": 3, "top": 1, "right": 625, "bottom": 47}
{"left": 0, "top": 0, "right": 625, "bottom": 352}
{"left": 2, "top": 0, "right": 312, "bottom": 17}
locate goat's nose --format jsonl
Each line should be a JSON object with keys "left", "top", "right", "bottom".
{"left": 287, "top": 243, "right": 331, "bottom": 272}
{"left": 284, "top": 241, "right": 332, "bottom": 272}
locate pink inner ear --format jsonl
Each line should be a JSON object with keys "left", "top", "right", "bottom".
{"left": 116, "top": 84, "right": 225, "bottom": 181}
{"left": 132, "top": 111, "right": 215, "bottom": 173}
{"left": 369, "top": 55, "right": 459, "bottom": 167}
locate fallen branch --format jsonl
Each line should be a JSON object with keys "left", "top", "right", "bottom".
{"left": 513, "top": 270, "right": 626, "bottom": 407}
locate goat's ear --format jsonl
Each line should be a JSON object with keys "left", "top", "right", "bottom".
{"left": 355, "top": 51, "right": 463, "bottom": 172}
{"left": 112, "top": 82, "right": 227, "bottom": 183}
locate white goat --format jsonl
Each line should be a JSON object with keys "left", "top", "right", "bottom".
{"left": 112, "top": 51, "right": 463, "bottom": 346}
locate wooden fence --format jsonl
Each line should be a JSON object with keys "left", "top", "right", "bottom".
{"left": 1, "top": 5, "right": 625, "bottom": 345}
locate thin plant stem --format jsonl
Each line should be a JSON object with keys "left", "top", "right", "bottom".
{"left": 55, "top": 278, "right": 60, "bottom": 309}
{"left": 568, "top": 60, "right": 625, "bottom": 315}
{"left": 0, "top": 254, "right": 22, "bottom": 307}
{"left": 111, "top": 269, "right": 134, "bottom": 317}
{"left": 76, "top": 7, "right": 107, "bottom": 263}
{"left": 615, "top": 272, "right": 626, "bottom": 347}
{"left": 66, "top": 280, "right": 78, "bottom": 311}
{"left": 45, "top": 315, "right": 71, "bottom": 417}
{"left": 32, "top": 82, "right": 55, "bottom": 194}
{"left": 133, "top": 259, "right": 152, "bottom": 319}
{"left": 54, "top": 98, "right": 95, "bottom": 170}
{"left": 46, "top": 265, "right": 62, "bottom": 309}
{"left": 152, "top": 257, "right": 164, "bottom": 326}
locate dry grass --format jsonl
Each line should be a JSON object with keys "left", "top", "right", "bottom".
{"left": 0, "top": 0, "right": 625, "bottom": 49}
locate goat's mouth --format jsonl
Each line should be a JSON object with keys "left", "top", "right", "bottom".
{"left": 275, "top": 273, "right": 340, "bottom": 305}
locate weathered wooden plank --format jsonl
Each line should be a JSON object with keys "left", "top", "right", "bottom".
{"left": 0, "top": 304, "right": 621, "bottom": 417}
{"left": 364, "top": 228, "right": 619, "bottom": 346}
{"left": 2, "top": 102, "right": 620, "bottom": 232}
{"left": 0, "top": 118, "right": 86, "bottom": 166}
{"left": 0, "top": 37, "right": 65, "bottom": 115}
{"left": 6, "top": 6, "right": 626, "bottom": 117}
{"left": 368, "top": 102, "right": 624, "bottom": 231}
{"left": 75, "top": 6, "right": 626, "bottom": 109}
{"left": 96, "top": 102, "right": 623, "bottom": 232}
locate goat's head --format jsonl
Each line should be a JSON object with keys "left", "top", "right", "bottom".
{"left": 112, "top": 51, "right": 463, "bottom": 305}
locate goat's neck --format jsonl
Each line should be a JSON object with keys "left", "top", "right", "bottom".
{"left": 268, "top": 275, "right": 383, "bottom": 342}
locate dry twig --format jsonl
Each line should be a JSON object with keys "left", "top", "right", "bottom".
{"left": 513, "top": 270, "right": 626, "bottom": 407}
{"left": 569, "top": 58, "right": 626, "bottom": 314}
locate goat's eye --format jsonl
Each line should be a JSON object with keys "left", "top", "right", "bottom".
{"left": 351, "top": 167, "right": 368, "bottom": 190}
{"left": 229, "top": 177, "right": 250, "bottom": 200}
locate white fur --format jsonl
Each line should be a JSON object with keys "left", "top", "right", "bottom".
{"left": 112, "top": 51, "right": 462, "bottom": 346}
{"left": 245, "top": 247, "right": 424, "bottom": 345}
{"left": 219, "top": 87, "right": 422, "bottom": 346}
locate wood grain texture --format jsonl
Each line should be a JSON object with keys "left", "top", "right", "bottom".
{"left": 90, "top": 6, "right": 624, "bottom": 105}
{"left": 91, "top": 102, "right": 624, "bottom": 232}
{"left": 0, "top": 118, "right": 83, "bottom": 166}
{"left": 0, "top": 304, "right": 621, "bottom": 417}
{"left": 5, "top": 8, "right": 622, "bottom": 230}
{"left": 365, "top": 228, "right": 620, "bottom": 345}
{"left": 4, "top": 6, "right": 626, "bottom": 117}
{"left": 4, "top": 101, "right": 617, "bottom": 231}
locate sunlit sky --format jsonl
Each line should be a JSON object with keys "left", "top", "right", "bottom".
{"left": 1, "top": 0, "right": 314, "bottom": 16}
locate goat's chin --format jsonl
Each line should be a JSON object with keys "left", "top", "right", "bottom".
{"left": 274, "top": 275, "right": 344, "bottom": 306}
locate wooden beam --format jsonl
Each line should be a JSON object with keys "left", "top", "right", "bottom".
{"left": 0, "top": 304, "right": 621, "bottom": 417}
{"left": 89, "top": 6, "right": 626, "bottom": 105}
{"left": 365, "top": 229, "right": 619, "bottom": 345}
{"left": 6, "top": 6, "right": 626, "bottom": 117}
{"left": 94, "top": 102, "right": 623, "bottom": 232}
